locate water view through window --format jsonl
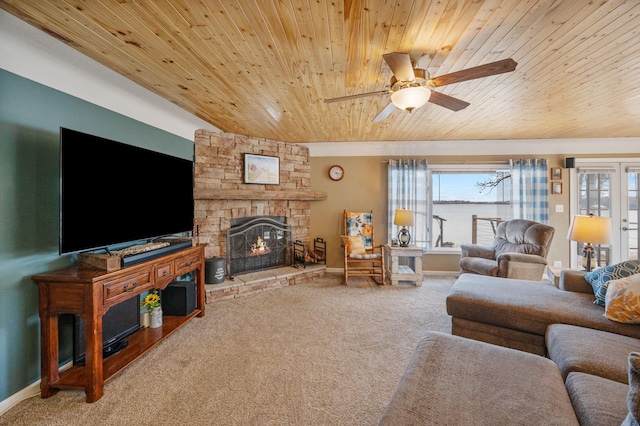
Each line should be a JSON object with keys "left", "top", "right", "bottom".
{"left": 431, "top": 170, "right": 511, "bottom": 248}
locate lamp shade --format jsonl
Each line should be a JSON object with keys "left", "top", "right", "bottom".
{"left": 393, "top": 209, "right": 414, "bottom": 227}
{"left": 390, "top": 87, "right": 431, "bottom": 111}
{"left": 567, "top": 214, "right": 612, "bottom": 245}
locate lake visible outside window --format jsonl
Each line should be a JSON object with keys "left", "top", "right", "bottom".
{"left": 431, "top": 169, "right": 511, "bottom": 249}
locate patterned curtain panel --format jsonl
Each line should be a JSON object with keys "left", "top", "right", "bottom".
{"left": 387, "top": 159, "right": 429, "bottom": 249}
{"left": 510, "top": 158, "right": 549, "bottom": 223}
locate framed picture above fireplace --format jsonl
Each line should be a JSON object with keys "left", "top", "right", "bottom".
{"left": 244, "top": 153, "right": 280, "bottom": 185}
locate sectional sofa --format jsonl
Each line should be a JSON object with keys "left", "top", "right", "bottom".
{"left": 379, "top": 266, "right": 640, "bottom": 425}
{"left": 447, "top": 270, "right": 640, "bottom": 356}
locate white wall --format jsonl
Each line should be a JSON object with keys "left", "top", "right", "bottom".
{"left": 0, "top": 9, "right": 219, "bottom": 141}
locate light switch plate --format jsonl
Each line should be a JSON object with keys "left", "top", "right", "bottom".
{"left": 555, "top": 204, "right": 564, "bottom": 213}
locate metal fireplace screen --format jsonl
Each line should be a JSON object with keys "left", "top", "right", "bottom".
{"left": 226, "top": 216, "right": 293, "bottom": 278}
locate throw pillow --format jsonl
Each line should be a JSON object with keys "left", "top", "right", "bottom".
{"left": 341, "top": 235, "right": 366, "bottom": 255}
{"left": 604, "top": 274, "right": 640, "bottom": 324}
{"left": 584, "top": 260, "right": 640, "bottom": 306}
{"left": 622, "top": 352, "right": 640, "bottom": 426}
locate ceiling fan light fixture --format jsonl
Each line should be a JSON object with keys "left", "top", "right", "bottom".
{"left": 390, "top": 87, "right": 431, "bottom": 112}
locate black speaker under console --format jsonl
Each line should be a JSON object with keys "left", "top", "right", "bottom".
{"left": 162, "top": 281, "right": 196, "bottom": 316}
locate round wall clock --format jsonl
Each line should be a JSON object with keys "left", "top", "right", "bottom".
{"left": 328, "top": 165, "right": 344, "bottom": 181}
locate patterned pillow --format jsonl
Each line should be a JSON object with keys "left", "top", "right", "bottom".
{"left": 584, "top": 260, "right": 640, "bottom": 306}
{"left": 341, "top": 235, "right": 366, "bottom": 255}
{"left": 604, "top": 274, "right": 640, "bottom": 323}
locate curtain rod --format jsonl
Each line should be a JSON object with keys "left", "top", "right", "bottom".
{"left": 381, "top": 160, "right": 510, "bottom": 164}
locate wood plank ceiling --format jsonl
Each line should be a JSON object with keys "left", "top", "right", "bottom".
{"left": 2, "top": 0, "right": 640, "bottom": 143}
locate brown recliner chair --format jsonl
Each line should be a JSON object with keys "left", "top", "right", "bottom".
{"left": 459, "top": 219, "right": 555, "bottom": 281}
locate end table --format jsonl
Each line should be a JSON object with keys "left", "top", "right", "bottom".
{"left": 384, "top": 244, "right": 423, "bottom": 286}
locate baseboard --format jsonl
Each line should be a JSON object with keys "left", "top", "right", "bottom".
{"left": 423, "top": 270, "right": 459, "bottom": 277}
{"left": 0, "top": 382, "right": 40, "bottom": 416}
{"left": 326, "top": 267, "right": 459, "bottom": 277}
{"left": 0, "top": 361, "right": 71, "bottom": 416}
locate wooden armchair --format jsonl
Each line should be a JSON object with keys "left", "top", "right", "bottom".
{"left": 342, "top": 210, "right": 386, "bottom": 285}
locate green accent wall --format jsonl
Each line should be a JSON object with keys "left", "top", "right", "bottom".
{"left": 0, "top": 69, "right": 194, "bottom": 401}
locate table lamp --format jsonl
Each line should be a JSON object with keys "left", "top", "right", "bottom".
{"left": 394, "top": 209, "right": 414, "bottom": 247}
{"left": 567, "top": 213, "right": 612, "bottom": 272}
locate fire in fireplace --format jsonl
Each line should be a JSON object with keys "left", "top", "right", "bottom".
{"left": 226, "top": 216, "right": 293, "bottom": 278}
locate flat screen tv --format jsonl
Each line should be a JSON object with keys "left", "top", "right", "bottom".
{"left": 59, "top": 127, "right": 194, "bottom": 254}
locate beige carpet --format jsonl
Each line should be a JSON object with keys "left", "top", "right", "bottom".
{"left": 1, "top": 274, "right": 455, "bottom": 426}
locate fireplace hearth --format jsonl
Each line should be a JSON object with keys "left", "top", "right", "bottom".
{"left": 226, "top": 216, "right": 293, "bottom": 278}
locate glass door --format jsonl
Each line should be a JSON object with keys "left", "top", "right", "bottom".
{"left": 623, "top": 164, "right": 639, "bottom": 261}
{"left": 571, "top": 160, "right": 640, "bottom": 268}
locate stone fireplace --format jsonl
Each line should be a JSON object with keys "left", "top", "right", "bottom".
{"left": 226, "top": 215, "right": 292, "bottom": 277}
{"left": 193, "top": 130, "right": 326, "bottom": 280}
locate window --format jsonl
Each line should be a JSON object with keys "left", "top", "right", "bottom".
{"left": 388, "top": 162, "right": 513, "bottom": 251}
{"left": 430, "top": 166, "right": 512, "bottom": 250}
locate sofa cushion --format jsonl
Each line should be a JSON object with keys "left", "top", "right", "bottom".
{"left": 447, "top": 274, "right": 640, "bottom": 341}
{"left": 623, "top": 352, "right": 640, "bottom": 426}
{"left": 584, "top": 260, "right": 640, "bottom": 306}
{"left": 606, "top": 274, "right": 640, "bottom": 324}
{"left": 378, "top": 332, "right": 578, "bottom": 426}
{"left": 559, "top": 269, "right": 593, "bottom": 294}
{"left": 546, "top": 324, "right": 639, "bottom": 383}
{"left": 565, "top": 372, "right": 628, "bottom": 426}
{"left": 453, "top": 317, "right": 547, "bottom": 355}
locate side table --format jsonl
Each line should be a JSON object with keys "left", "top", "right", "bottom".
{"left": 384, "top": 244, "right": 423, "bottom": 286}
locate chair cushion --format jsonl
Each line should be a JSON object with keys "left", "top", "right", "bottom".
{"left": 349, "top": 253, "right": 381, "bottom": 260}
{"left": 341, "top": 235, "right": 366, "bottom": 255}
{"left": 459, "top": 257, "right": 498, "bottom": 276}
{"left": 605, "top": 274, "right": 640, "bottom": 324}
{"left": 344, "top": 211, "right": 374, "bottom": 249}
{"left": 493, "top": 219, "right": 555, "bottom": 258}
{"left": 585, "top": 260, "right": 640, "bottom": 306}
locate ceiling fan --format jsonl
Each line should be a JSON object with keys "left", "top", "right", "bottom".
{"left": 324, "top": 53, "right": 517, "bottom": 122}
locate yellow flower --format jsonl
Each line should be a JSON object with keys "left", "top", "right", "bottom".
{"left": 141, "top": 290, "right": 161, "bottom": 310}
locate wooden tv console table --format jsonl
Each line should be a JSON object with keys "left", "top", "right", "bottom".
{"left": 32, "top": 244, "right": 205, "bottom": 403}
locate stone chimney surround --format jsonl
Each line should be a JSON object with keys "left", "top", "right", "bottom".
{"left": 193, "top": 130, "right": 326, "bottom": 260}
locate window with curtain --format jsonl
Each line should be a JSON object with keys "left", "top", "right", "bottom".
{"left": 510, "top": 158, "right": 549, "bottom": 223}
{"left": 388, "top": 158, "right": 549, "bottom": 251}
{"left": 387, "top": 159, "right": 429, "bottom": 250}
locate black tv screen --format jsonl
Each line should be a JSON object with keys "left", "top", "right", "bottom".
{"left": 60, "top": 127, "right": 194, "bottom": 254}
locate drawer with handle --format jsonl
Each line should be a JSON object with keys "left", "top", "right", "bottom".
{"left": 155, "top": 261, "right": 174, "bottom": 286}
{"left": 103, "top": 270, "right": 152, "bottom": 303}
{"left": 175, "top": 251, "right": 201, "bottom": 275}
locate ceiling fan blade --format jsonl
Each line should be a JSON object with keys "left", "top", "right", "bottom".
{"left": 324, "top": 90, "right": 388, "bottom": 103}
{"left": 428, "top": 91, "right": 470, "bottom": 112}
{"left": 383, "top": 52, "right": 415, "bottom": 82}
{"left": 372, "top": 103, "right": 396, "bottom": 122}
{"left": 431, "top": 58, "right": 517, "bottom": 87}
